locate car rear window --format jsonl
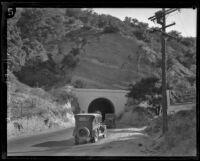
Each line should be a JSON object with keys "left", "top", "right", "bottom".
{"left": 106, "top": 114, "right": 114, "bottom": 118}
{"left": 78, "top": 116, "right": 91, "bottom": 121}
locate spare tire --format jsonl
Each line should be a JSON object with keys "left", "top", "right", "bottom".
{"left": 77, "top": 127, "right": 90, "bottom": 138}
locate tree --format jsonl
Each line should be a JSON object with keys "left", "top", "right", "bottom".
{"left": 127, "top": 77, "right": 162, "bottom": 107}
{"left": 8, "top": 8, "right": 68, "bottom": 71}
{"left": 73, "top": 80, "right": 85, "bottom": 88}
{"left": 7, "top": 24, "right": 26, "bottom": 71}
{"left": 17, "top": 8, "right": 66, "bottom": 43}
{"left": 181, "top": 37, "right": 195, "bottom": 47}
{"left": 155, "top": 55, "right": 174, "bottom": 71}
{"left": 168, "top": 30, "right": 182, "bottom": 40}
{"left": 136, "top": 44, "right": 144, "bottom": 74}
{"left": 123, "top": 16, "right": 132, "bottom": 25}
{"left": 103, "top": 25, "right": 120, "bottom": 33}
{"left": 132, "top": 22, "right": 150, "bottom": 42}
{"left": 131, "top": 18, "right": 139, "bottom": 27}
{"left": 97, "top": 14, "right": 109, "bottom": 28}
{"left": 65, "top": 8, "right": 82, "bottom": 18}
{"left": 7, "top": 8, "right": 26, "bottom": 72}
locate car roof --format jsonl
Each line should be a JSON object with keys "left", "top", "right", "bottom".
{"left": 75, "top": 113, "right": 102, "bottom": 117}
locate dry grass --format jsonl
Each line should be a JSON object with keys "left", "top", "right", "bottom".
{"left": 7, "top": 115, "right": 75, "bottom": 138}
{"left": 7, "top": 71, "right": 75, "bottom": 139}
{"left": 147, "top": 108, "right": 196, "bottom": 156}
{"left": 72, "top": 33, "right": 155, "bottom": 89}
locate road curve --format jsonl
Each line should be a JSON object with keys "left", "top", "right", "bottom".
{"left": 7, "top": 124, "right": 151, "bottom": 156}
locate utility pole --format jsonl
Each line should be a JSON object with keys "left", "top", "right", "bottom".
{"left": 148, "top": 8, "right": 180, "bottom": 134}
{"left": 161, "top": 8, "right": 168, "bottom": 134}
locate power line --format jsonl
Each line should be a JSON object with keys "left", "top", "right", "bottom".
{"left": 166, "top": 10, "right": 179, "bottom": 18}
{"left": 164, "top": 10, "right": 181, "bottom": 33}
{"left": 165, "top": 9, "right": 190, "bottom": 37}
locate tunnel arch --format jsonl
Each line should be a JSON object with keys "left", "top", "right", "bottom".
{"left": 88, "top": 97, "right": 115, "bottom": 121}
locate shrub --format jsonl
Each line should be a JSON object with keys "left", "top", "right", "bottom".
{"left": 127, "top": 77, "right": 162, "bottom": 107}
{"left": 133, "top": 30, "right": 144, "bottom": 40}
{"left": 73, "top": 79, "right": 85, "bottom": 88}
{"left": 71, "top": 96, "right": 81, "bottom": 114}
{"left": 103, "top": 25, "right": 120, "bottom": 33}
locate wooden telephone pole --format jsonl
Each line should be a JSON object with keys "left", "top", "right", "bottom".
{"left": 148, "top": 8, "right": 180, "bottom": 134}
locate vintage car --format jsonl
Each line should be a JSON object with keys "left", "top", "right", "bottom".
{"left": 104, "top": 113, "right": 116, "bottom": 128}
{"left": 73, "top": 113, "right": 107, "bottom": 145}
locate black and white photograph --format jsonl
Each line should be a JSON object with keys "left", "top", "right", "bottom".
{"left": 2, "top": 2, "right": 197, "bottom": 157}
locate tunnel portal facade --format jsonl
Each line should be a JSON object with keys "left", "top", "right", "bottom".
{"left": 72, "top": 88, "right": 129, "bottom": 117}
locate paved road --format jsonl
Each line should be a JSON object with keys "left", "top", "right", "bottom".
{"left": 7, "top": 124, "right": 151, "bottom": 156}
{"left": 7, "top": 127, "right": 75, "bottom": 156}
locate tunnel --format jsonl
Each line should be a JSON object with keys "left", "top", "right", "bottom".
{"left": 88, "top": 98, "right": 115, "bottom": 121}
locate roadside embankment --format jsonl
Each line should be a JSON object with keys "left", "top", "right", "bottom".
{"left": 7, "top": 71, "right": 77, "bottom": 139}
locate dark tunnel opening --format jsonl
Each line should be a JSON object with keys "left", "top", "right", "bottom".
{"left": 88, "top": 98, "right": 115, "bottom": 121}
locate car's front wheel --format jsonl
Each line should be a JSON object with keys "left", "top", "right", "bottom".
{"left": 102, "top": 127, "right": 107, "bottom": 138}
{"left": 103, "top": 132, "right": 107, "bottom": 138}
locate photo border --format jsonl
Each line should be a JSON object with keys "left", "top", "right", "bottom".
{"left": 1, "top": 0, "right": 199, "bottom": 160}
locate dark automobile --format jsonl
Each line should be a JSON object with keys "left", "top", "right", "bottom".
{"left": 73, "top": 113, "right": 107, "bottom": 145}
{"left": 104, "top": 113, "right": 116, "bottom": 128}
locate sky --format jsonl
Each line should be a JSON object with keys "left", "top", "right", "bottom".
{"left": 93, "top": 8, "right": 197, "bottom": 37}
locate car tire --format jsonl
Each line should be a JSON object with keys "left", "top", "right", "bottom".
{"left": 77, "top": 127, "right": 90, "bottom": 138}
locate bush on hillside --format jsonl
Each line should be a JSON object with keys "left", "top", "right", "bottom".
{"left": 127, "top": 77, "right": 162, "bottom": 108}
{"left": 133, "top": 30, "right": 150, "bottom": 42}
{"left": 14, "top": 67, "right": 60, "bottom": 88}
{"left": 181, "top": 38, "right": 195, "bottom": 47}
{"left": 103, "top": 25, "right": 120, "bottom": 33}
{"left": 119, "top": 106, "right": 154, "bottom": 127}
{"left": 72, "top": 79, "right": 85, "bottom": 88}
{"left": 49, "top": 87, "right": 80, "bottom": 114}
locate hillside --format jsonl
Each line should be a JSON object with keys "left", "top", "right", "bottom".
{"left": 8, "top": 8, "right": 196, "bottom": 96}
{"left": 6, "top": 8, "right": 196, "bottom": 154}
{"left": 7, "top": 70, "right": 77, "bottom": 138}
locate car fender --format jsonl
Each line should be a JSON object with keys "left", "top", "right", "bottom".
{"left": 92, "top": 128, "right": 98, "bottom": 137}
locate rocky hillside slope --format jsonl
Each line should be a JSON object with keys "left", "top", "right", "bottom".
{"left": 7, "top": 70, "right": 78, "bottom": 138}
{"left": 8, "top": 8, "right": 196, "bottom": 94}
